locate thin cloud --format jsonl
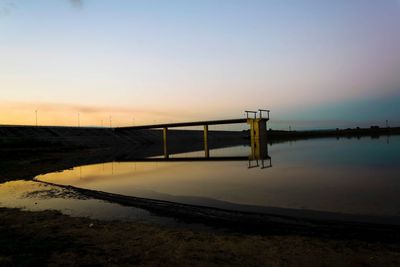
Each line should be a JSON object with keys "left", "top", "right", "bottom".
{"left": 1, "top": 101, "right": 188, "bottom": 118}
{"left": 1, "top": 0, "right": 83, "bottom": 18}
{"left": 70, "top": 0, "right": 83, "bottom": 9}
{"left": 0, "top": 0, "right": 17, "bottom": 17}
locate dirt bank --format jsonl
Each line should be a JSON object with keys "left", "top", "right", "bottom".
{"left": 0, "top": 125, "right": 247, "bottom": 149}
{"left": 1, "top": 208, "right": 399, "bottom": 267}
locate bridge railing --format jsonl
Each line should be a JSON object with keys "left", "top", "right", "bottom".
{"left": 245, "top": 109, "right": 270, "bottom": 120}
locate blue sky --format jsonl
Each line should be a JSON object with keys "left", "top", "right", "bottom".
{"left": 0, "top": 0, "right": 399, "bottom": 129}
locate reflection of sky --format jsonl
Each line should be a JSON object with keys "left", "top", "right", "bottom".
{"left": 0, "top": 180, "right": 167, "bottom": 223}
{"left": 36, "top": 136, "right": 400, "bottom": 216}
{"left": 0, "top": 1, "right": 400, "bottom": 128}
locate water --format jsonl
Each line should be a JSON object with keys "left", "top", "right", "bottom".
{"left": 1, "top": 135, "right": 400, "bottom": 224}
{"left": 36, "top": 136, "right": 400, "bottom": 217}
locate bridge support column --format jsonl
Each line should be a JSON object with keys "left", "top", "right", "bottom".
{"left": 248, "top": 119, "right": 268, "bottom": 160}
{"left": 163, "top": 127, "right": 169, "bottom": 159}
{"left": 204, "top": 125, "right": 209, "bottom": 158}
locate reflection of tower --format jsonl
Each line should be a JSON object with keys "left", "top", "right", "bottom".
{"left": 249, "top": 140, "right": 272, "bottom": 169}
{"left": 247, "top": 111, "right": 272, "bottom": 169}
{"left": 248, "top": 158, "right": 259, "bottom": 168}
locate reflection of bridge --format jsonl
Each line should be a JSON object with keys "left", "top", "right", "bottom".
{"left": 120, "top": 156, "right": 249, "bottom": 162}
{"left": 118, "top": 155, "right": 272, "bottom": 169}
{"left": 116, "top": 109, "right": 270, "bottom": 161}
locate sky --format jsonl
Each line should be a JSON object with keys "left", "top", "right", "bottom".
{"left": 1, "top": 0, "right": 400, "bottom": 129}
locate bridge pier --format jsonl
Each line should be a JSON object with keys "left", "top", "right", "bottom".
{"left": 163, "top": 125, "right": 210, "bottom": 158}
{"left": 163, "top": 127, "right": 169, "bottom": 158}
{"left": 204, "top": 125, "right": 209, "bottom": 158}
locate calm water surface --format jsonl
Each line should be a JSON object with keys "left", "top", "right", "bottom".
{"left": 34, "top": 136, "right": 400, "bottom": 218}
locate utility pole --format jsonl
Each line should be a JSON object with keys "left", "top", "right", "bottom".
{"left": 109, "top": 116, "right": 112, "bottom": 128}
{"left": 35, "top": 110, "right": 38, "bottom": 126}
{"left": 78, "top": 112, "right": 80, "bottom": 127}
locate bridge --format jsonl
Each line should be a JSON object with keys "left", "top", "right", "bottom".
{"left": 116, "top": 109, "right": 270, "bottom": 160}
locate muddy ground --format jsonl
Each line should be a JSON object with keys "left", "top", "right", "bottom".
{"left": 1, "top": 208, "right": 400, "bottom": 267}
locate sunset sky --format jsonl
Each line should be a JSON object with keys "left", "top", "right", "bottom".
{"left": 1, "top": 0, "right": 399, "bottom": 129}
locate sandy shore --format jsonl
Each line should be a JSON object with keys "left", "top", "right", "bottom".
{"left": 1, "top": 207, "right": 400, "bottom": 266}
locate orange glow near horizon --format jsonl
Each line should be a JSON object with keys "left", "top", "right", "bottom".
{"left": 0, "top": 102, "right": 182, "bottom": 127}
{"left": 0, "top": 101, "right": 252, "bottom": 128}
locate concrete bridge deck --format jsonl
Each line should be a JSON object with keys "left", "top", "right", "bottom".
{"left": 116, "top": 109, "right": 269, "bottom": 131}
{"left": 116, "top": 118, "right": 250, "bottom": 131}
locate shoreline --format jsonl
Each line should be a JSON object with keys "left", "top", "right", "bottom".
{"left": 33, "top": 180, "right": 400, "bottom": 242}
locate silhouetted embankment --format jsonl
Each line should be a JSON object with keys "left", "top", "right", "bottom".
{"left": 0, "top": 125, "right": 153, "bottom": 149}
{"left": 265, "top": 126, "right": 400, "bottom": 142}
{"left": 0, "top": 125, "right": 246, "bottom": 150}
